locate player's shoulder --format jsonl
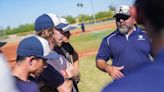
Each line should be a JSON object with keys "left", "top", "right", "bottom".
{"left": 101, "top": 30, "right": 118, "bottom": 46}
{"left": 104, "top": 30, "right": 118, "bottom": 41}
{"left": 135, "top": 25, "right": 147, "bottom": 34}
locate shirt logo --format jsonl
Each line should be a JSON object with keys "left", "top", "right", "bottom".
{"left": 138, "top": 35, "right": 145, "bottom": 40}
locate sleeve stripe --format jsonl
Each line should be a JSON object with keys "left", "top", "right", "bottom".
{"left": 107, "top": 34, "right": 116, "bottom": 46}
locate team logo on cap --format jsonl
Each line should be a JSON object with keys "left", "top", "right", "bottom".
{"left": 116, "top": 5, "right": 130, "bottom": 15}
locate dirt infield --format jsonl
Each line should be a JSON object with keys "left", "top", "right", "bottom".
{"left": 1, "top": 22, "right": 116, "bottom": 68}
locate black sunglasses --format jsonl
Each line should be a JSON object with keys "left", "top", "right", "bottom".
{"left": 115, "top": 15, "right": 130, "bottom": 22}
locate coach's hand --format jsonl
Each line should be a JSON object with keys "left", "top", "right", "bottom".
{"left": 105, "top": 65, "right": 124, "bottom": 80}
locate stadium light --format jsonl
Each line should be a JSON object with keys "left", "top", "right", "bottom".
{"left": 77, "top": 3, "right": 83, "bottom": 8}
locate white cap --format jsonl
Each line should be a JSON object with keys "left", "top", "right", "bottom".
{"left": 114, "top": 5, "right": 130, "bottom": 17}
{"left": 59, "top": 18, "right": 76, "bottom": 32}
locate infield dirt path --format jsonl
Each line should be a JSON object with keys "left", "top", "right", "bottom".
{"left": 1, "top": 22, "right": 116, "bottom": 68}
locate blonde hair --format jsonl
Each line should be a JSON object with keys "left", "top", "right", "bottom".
{"left": 35, "top": 27, "right": 56, "bottom": 49}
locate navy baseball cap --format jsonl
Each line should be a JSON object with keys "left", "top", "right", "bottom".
{"left": 59, "top": 18, "right": 76, "bottom": 32}
{"left": 17, "top": 36, "right": 52, "bottom": 59}
{"left": 35, "top": 13, "right": 68, "bottom": 32}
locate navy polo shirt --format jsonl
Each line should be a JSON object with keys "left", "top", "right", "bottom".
{"left": 96, "top": 26, "right": 151, "bottom": 72}
{"left": 102, "top": 49, "right": 164, "bottom": 92}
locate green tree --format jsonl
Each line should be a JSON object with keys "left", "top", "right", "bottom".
{"left": 64, "top": 16, "right": 76, "bottom": 24}
{"left": 108, "top": 5, "right": 116, "bottom": 12}
{"left": 77, "top": 14, "right": 92, "bottom": 22}
{"left": 95, "top": 11, "right": 113, "bottom": 19}
{"left": 5, "top": 24, "right": 34, "bottom": 35}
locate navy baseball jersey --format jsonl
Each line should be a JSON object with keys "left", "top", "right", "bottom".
{"left": 102, "top": 49, "right": 164, "bottom": 92}
{"left": 96, "top": 26, "right": 151, "bottom": 72}
{"left": 13, "top": 76, "right": 40, "bottom": 92}
{"left": 39, "top": 52, "right": 69, "bottom": 89}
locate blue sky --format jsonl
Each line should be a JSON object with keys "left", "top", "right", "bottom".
{"left": 0, "top": 0, "right": 134, "bottom": 28}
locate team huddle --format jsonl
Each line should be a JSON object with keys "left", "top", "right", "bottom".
{"left": 1, "top": 0, "right": 164, "bottom": 91}
{"left": 1, "top": 14, "right": 80, "bottom": 92}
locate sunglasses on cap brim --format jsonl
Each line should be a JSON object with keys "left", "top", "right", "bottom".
{"left": 115, "top": 14, "right": 130, "bottom": 22}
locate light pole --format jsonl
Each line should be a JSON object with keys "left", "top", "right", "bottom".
{"left": 77, "top": 3, "right": 84, "bottom": 22}
{"left": 90, "top": 0, "right": 96, "bottom": 24}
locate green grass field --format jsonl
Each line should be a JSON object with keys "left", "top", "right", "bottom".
{"left": 78, "top": 55, "right": 113, "bottom": 92}
{"left": 68, "top": 28, "right": 115, "bottom": 92}
{"left": 70, "top": 28, "right": 114, "bottom": 52}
